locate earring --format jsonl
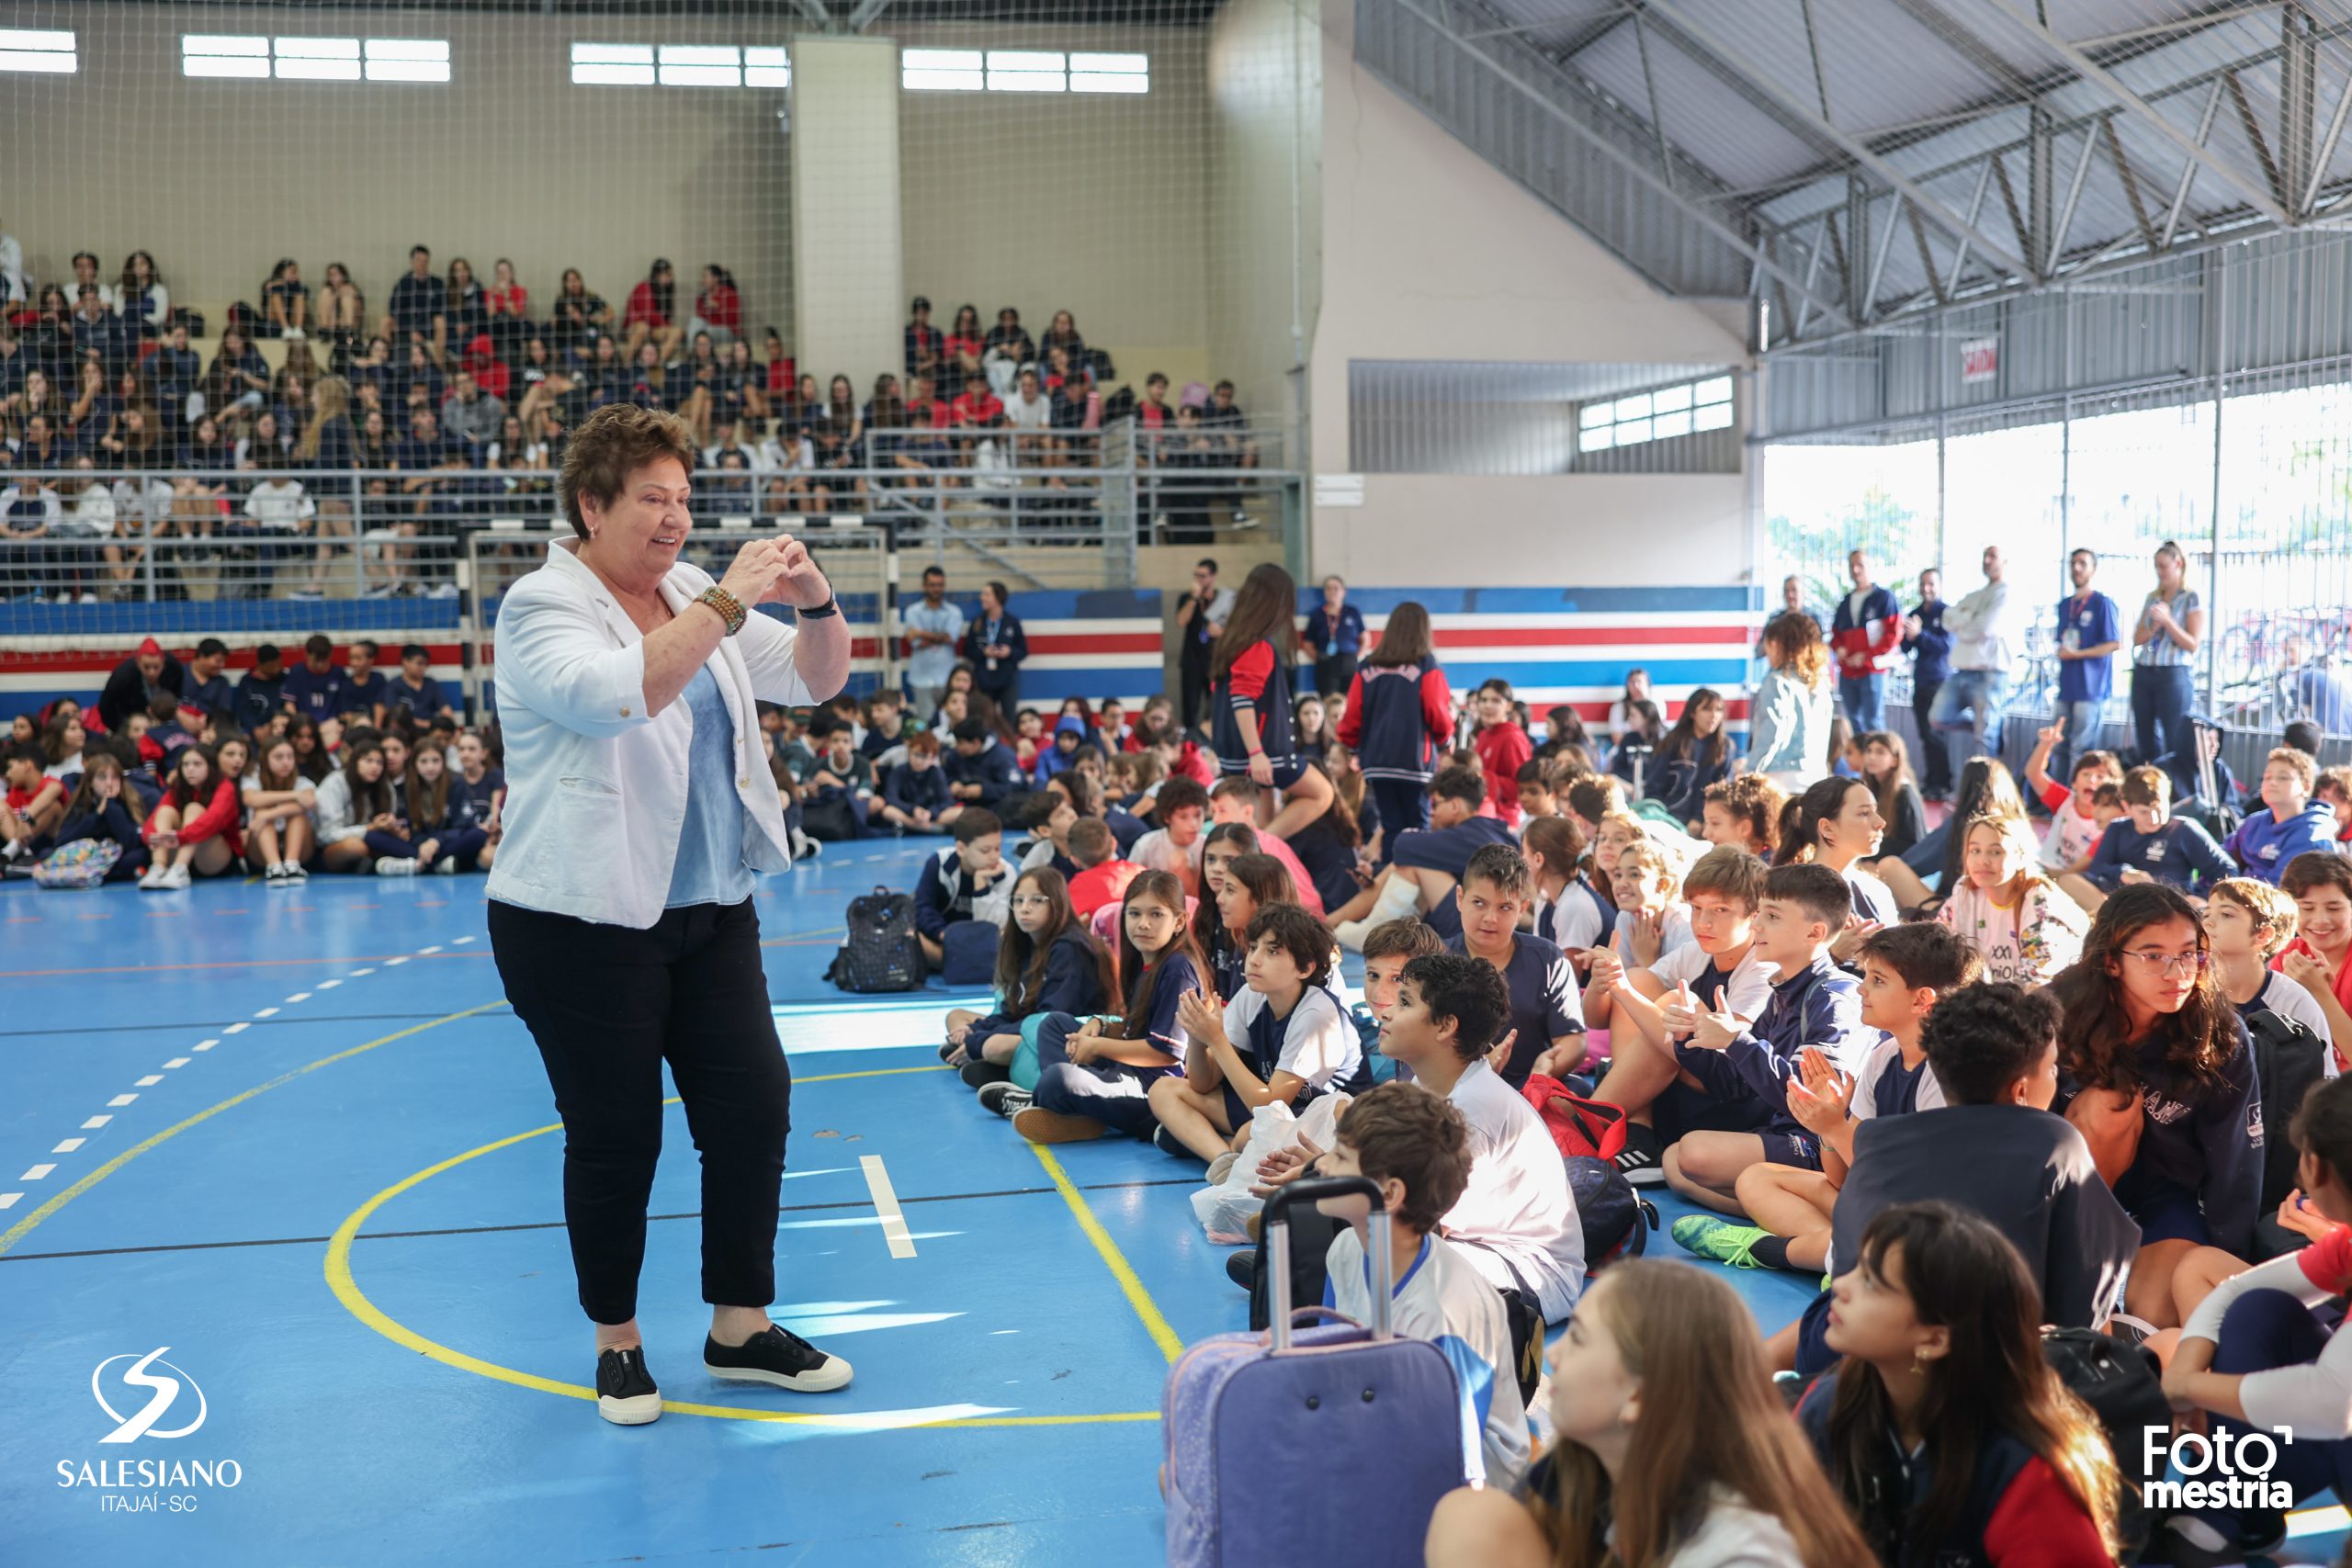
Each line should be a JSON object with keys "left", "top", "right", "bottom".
{"left": 1910, "top": 1349, "right": 1928, "bottom": 1377}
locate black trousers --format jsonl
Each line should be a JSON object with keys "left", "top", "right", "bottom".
{"left": 1911, "top": 679, "right": 1951, "bottom": 796}
{"left": 489, "top": 896, "right": 792, "bottom": 1325}
{"left": 1180, "top": 652, "right": 1213, "bottom": 732}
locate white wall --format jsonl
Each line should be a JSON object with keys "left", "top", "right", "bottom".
{"left": 792, "top": 38, "right": 904, "bottom": 385}
{"left": 1304, "top": 0, "right": 1754, "bottom": 585}
{"left": 1205, "top": 0, "right": 1317, "bottom": 428}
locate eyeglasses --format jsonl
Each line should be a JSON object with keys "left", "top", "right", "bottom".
{"left": 2120, "top": 949, "right": 2209, "bottom": 976}
{"left": 1010, "top": 895, "right": 1053, "bottom": 908}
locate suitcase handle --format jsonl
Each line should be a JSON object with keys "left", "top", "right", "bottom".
{"left": 1264, "top": 1177, "right": 1390, "bottom": 1351}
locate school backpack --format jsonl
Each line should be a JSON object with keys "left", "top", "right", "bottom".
{"left": 2040, "top": 1326, "right": 2165, "bottom": 1561}
{"left": 799, "top": 792, "right": 860, "bottom": 843}
{"left": 939, "top": 918, "right": 998, "bottom": 986}
{"left": 1521, "top": 1073, "right": 1629, "bottom": 1160}
{"left": 824, "top": 887, "right": 924, "bottom": 994}
{"left": 33, "top": 838, "right": 120, "bottom": 889}
{"left": 1566, "top": 1156, "right": 1656, "bottom": 1269}
{"left": 2246, "top": 1005, "right": 2329, "bottom": 1259}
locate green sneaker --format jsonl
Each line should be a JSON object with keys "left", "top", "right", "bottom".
{"left": 1669, "top": 1215, "right": 1769, "bottom": 1269}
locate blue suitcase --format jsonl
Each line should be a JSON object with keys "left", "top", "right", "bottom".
{"left": 1162, "top": 1178, "right": 1468, "bottom": 1568}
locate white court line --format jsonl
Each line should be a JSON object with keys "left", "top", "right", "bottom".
{"left": 858, "top": 1155, "right": 918, "bottom": 1260}
{"left": 254, "top": 1008, "right": 279, "bottom": 1019}
{"left": 286, "top": 992, "right": 311, "bottom": 1003}
{"left": 384, "top": 956, "right": 408, "bottom": 967}
{"left": 164, "top": 1058, "right": 191, "bottom": 1069}
{"left": 349, "top": 968, "right": 375, "bottom": 977}
{"left": 0, "top": 1194, "right": 18, "bottom": 1210}
{"left": 80, "top": 1116, "right": 110, "bottom": 1129}
{"left": 51, "top": 1139, "right": 84, "bottom": 1154}
{"left": 134, "top": 1076, "right": 163, "bottom": 1087}
{"left": 318, "top": 979, "right": 342, "bottom": 990}
{"left": 418, "top": 945, "right": 442, "bottom": 955}
{"left": 22, "top": 1165, "right": 56, "bottom": 1181}
{"left": 107, "top": 1094, "right": 137, "bottom": 1107}
{"left": 193, "top": 1041, "right": 216, "bottom": 1052}
{"left": 223, "top": 1022, "right": 248, "bottom": 1035}
{"left": 452, "top": 936, "right": 474, "bottom": 945}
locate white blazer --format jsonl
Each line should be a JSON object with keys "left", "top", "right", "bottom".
{"left": 485, "top": 537, "right": 820, "bottom": 929}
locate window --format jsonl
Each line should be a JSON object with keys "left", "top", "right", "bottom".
{"left": 986, "top": 51, "right": 1065, "bottom": 93}
{"left": 1069, "top": 52, "right": 1148, "bottom": 93}
{"left": 0, "top": 28, "right": 77, "bottom": 74}
{"left": 572, "top": 41, "right": 787, "bottom": 88}
{"left": 1578, "top": 375, "right": 1733, "bottom": 452}
{"left": 903, "top": 48, "right": 984, "bottom": 91}
{"left": 903, "top": 48, "right": 1148, "bottom": 94}
{"left": 183, "top": 34, "right": 448, "bottom": 83}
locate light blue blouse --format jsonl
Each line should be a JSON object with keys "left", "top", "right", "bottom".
{"left": 665, "top": 663, "right": 759, "bottom": 908}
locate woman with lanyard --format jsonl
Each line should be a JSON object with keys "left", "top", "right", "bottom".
{"left": 960, "top": 579, "right": 1027, "bottom": 713}
{"left": 485, "top": 403, "right": 853, "bottom": 1427}
{"left": 1303, "top": 574, "right": 1364, "bottom": 699}
{"left": 2132, "top": 539, "right": 2204, "bottom": 770}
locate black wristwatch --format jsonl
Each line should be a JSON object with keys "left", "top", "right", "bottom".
{"left": 797, "top": 592, "right": 840, "bottom": 619}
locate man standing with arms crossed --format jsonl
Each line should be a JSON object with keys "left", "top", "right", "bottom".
{"left": 902, "top": 564, "right": 965, "bottom": 725}
{"left": 2052, "top": 548, "right": 2120, "bottom": 782}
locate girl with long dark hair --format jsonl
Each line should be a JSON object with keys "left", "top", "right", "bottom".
{"left": 947, "top": 866, "right": 1113, "bottom": 1089}
{"left": 1858, "top": 730, "right": 1926, "bottom": 859}
{"left": 1774, "top": 774, "right": 1900, "bottom": 929}
{"left": 1191, "top": 821, "right": 1264, "bottom": 998}
{"left": 1804, "top": 1201, "right": 2120, "bottom": 1565}
{"left": 1647, "top": 686, "right": 1736, "bottom": 827}
{"left": 51, "top": 751, "right": 150, "bottom": 883}
{"left": 1211, "top": 561, "right": 1335, "bottom": 841}
{"left": 989, "top": 869, "right": 1207, "bottom": 1139}
{"left": 137, "top": 743, "right": 242, "bottom": 890}
{"left": 2052, "top": 882, "right": 2259, "bottom": 1326}
{"left": 1338, "top": 598, "right": 1451, "bottom": 864}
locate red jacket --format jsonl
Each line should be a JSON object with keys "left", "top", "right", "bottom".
{"left": 144, "top": 778, "right": 243, "bottom": 857}
{"left": 1473, "top": 722, "right": 1533, "bottom": 827}
{"left": 1830, "top": 583, "right": 1905, "bottom": 678}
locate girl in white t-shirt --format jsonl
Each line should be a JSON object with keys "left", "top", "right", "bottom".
{"left": 1935, "top": 813, "right": 2086, "bottom": 986}
{"left": 2024, "top": 718, "right": 2122, "bottom": 873}
{"left": 1425, "top": 1260, "right": 1876, "bottom": 1568}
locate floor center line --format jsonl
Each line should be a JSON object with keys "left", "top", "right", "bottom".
{"left": 859, "top": 1154, "right": 918, "bottom": 1260}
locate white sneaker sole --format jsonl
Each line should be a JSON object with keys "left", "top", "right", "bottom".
{"left": 598, "top": 1390, "right": 662, "bottom": 1425}
{"left": 1621, "top": 1163, "right": 1668, "bottom": 1188}
{"left": 703, "top": 1355, "right": 854, "bottom": 1393}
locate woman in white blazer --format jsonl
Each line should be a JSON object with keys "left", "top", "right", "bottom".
{"left": 484, "top": 402, "right": 853, "bottom": 1427}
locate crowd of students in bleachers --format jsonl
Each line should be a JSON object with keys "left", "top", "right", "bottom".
{"left": 0, "top": 239, "right": 1266, "bottom": 600}
{"left": 797, "top": 557, "right": 2352, "bottom": 1565}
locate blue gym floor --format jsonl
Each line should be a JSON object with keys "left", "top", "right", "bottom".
{"left": 1, "top": 838, "right": 2344, "bottom": 1567}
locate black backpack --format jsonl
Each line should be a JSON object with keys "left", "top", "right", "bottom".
{"left": 1566, "top": 1155, "right": 1657, "bottom": 1268}
{"left": 2246, "top": 1005, "right": 2328, "bottom": 1258}
{"left": 824, "top": 887, "right": 924, "bottom": 993}
{"left": 2041, "top": 1326, "right": 2166, "bottom": 1560}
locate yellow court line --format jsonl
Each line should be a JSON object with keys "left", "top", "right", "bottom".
{"left": 1028, "top": 1144, "right": 1187, "bottom": 1364}
{"left": 0, "top": 1002, "right": 508, "bottom": 1258}
{"left": 322, "top": 1061, "right": 1162, "bottom": 1428}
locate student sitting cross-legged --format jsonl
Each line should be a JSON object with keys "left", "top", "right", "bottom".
{"left": 914, "top": 807, "right": 1003, "bottom": 970}
{"left": 1148, "top": 904, "right": 1364, "bottom": 1162}
{"left": 1314, "top": 1081, "right": 1531, "bottom": 1490}
{"left": 1445, "top": 842, "right": 1586, "bottom": 1089}
{"left": 2056, "top": 764, "right": 2236, "bottom": 914}
{"left": 1802, "top": 1201, "right": 2124, "bottom": 1566}
{"left": 1328, "top": 761, "right": 1512, "bottom": 949}
{"left": 945, "top": 865, "right": 1113, "bottom": 1087}
{"left": 1770, "top": 982, "right": 2139, "bottom": 1380}
{"left": 983, "top": 869, "right": 1202, "bottom": 1141}
{"left": 876, "top": 728, "right": 958, "bottom": 834}
{"left": 1675, "top": 921, "right": 1984, "bottom": 1276}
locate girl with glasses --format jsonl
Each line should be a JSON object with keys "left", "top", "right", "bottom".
{"left": 2052, "top": 882, "right": 2259, "bottom": 1331}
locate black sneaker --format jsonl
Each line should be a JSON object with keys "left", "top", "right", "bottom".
{"left": 703, "top": 1324, "right": 854, "bottom": 1393}
{"left": 596, "top": 1345, "right": 662, "bottom": 1426}
{"left": 1614, "top": 1122, "right": 1667, "bottom": 1187}
{"left": 1225, "top": 1247, "right": 1259, "bottom": 1292}
{"left": 1152, "top": 1124, "right": 1195, "bottom": 1159}
{"left": 960, "top": 1059, "right": 1011, "bottom": 1089}
{"left": 977, "top": 1080, "right": 1031, "bottom": 1118}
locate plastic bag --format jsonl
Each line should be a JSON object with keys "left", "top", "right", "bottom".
{"left": 1186, "top": 1092, "right": 1352, "bottom": 1244}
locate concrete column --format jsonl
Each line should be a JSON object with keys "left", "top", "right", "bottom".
{"left": 789, "top": 36, "right": 903, "bottom": 394}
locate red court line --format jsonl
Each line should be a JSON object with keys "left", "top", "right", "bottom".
{"left": 0, "top": 953, "right": 495, "bottom": 978}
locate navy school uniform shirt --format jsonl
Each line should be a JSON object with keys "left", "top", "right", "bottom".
{"left": 883, "top": 761, "right": 953, "bottom": 818}
{"left": 944, "top": 739, "right": 1024, "bottom": 807}
{"left": 1116, "top": 951, "right": 1201, "bottom": 1083}
{"left": 386, "top": 672, "right": 447, "bottom": 721}
{"left": 231, "top": 671, "right": 286, "bottom": 733}
{"left": 184, "top": 670, "right": 232, "bottom": 717}
{"left": 1103, "top": 806, "right": 1149, "bottom": 855}
{"left": 446, "top": 768, "right": 504, "bottom": 832}
{"left": 2085, "top": 815, "right": 2237, "bottom": 892}
{"left": 1444, "top": 930, "right": 1584, "bottom": 1089}
{"left": 2059, "top": 1016, "right": 2262, "bottom": 1260}
{"left": 335, "top": 668, "right": 389, "bottom": 719}
{"left": 279, "top": 662, "right": 346, "bottom": 720}
{"left": 913, "top": 845, "right": 989, "bottom": 939}
{"left": 1675, "top": 954, "right": 1871, "bottom": 1132}
{"left": 1305, "top": 603, "right": 1365, "bottom": 660}
{"left": 967, "top": 924, "right": 1108, "bottom": 1040}
{"left": 1285, "top": 819, "right": 1363, "bottom": 913}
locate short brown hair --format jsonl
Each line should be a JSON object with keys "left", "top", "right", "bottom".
{"left": 2267, "top": 746, "right": 2318, "bottom": 795}
{"left": 1065, "top": 817, "right": 1115, "bottom": 867}
{"left": 1857, "top": 920, "right": 1983, "bottom": 993}
{"left": 558, "top": 402, "right": 698, "bottom": 538}
{"left": 1461, "top": 841, "right": 1532, "bottom": 899}
{"left": 906, "top": 728, "right": 940, "bottom": 757}
{"left": 1335, "top": 1081, "right": 1472, "bottom": 1233}
{"left": 2121, "top": 765, "right": 2171, "bottom": 809}
{"left": 2210, "top": 877, "right": 2298, "bottom": 957}
{"left": 2285, "top": 851, "right": 2352, "bottom": 902}
{"left": 1682, "top": 844, "right": 1767, "bottom": 910}
{"left": 1762, "top": 862, "right": 1850, "bottom": 934}
{"left": 2317, "top": 764, "right": 2352, "bottom": 803}
{"left": 1565, "top": 773, "right": 1627, "bottom": 826}
{"left": 1245, "top": 903, "right": 1333, "bottom": 987}
{"left": 1361, "top": 917, "right": 1443, "bottom": 965}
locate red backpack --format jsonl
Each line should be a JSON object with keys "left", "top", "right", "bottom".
{"left": 1520, "top": 1074, "right": 1629, "bottom": 1160}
